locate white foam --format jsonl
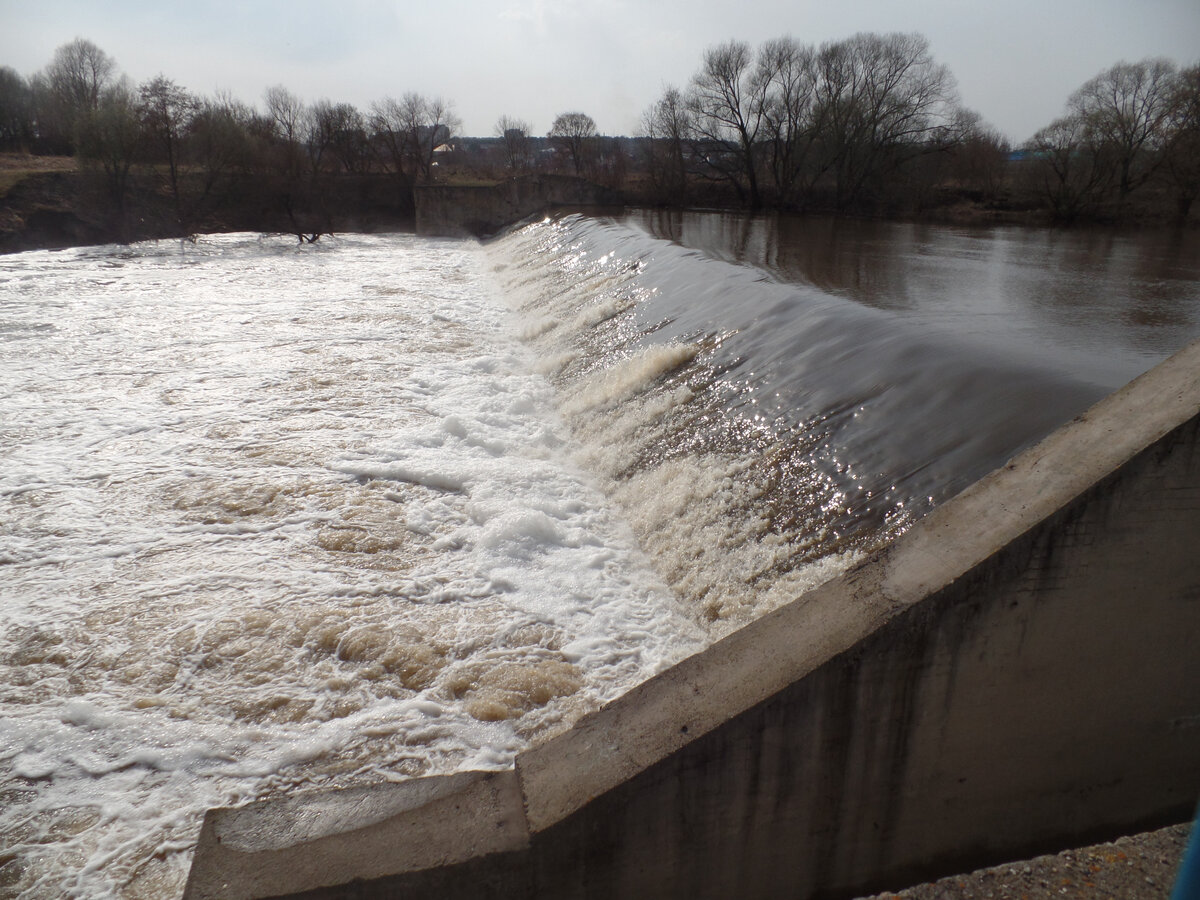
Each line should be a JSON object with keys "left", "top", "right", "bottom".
{"left": 486, "top": 216, "right": 863, "bottom": 634}
{"left": 561, "top": 344, "right": 698, "bottom": 415}
{"left": 0, "top": 232, "right": 703, "bottom": 899}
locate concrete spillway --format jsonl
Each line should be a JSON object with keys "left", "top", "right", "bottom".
{"left": 184, "top": 339, "right": 1200, "bottom": 900}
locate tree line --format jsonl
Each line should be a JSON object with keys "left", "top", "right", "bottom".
{"left": 1026, "top": 61, "right": 1199, "bottom": 222}
{"left": 639, "top": 33, "right": 1198, "bottom": 222}
{"left": 1, "top": 35, "right": 1198, "bottom": 231}
{"left": 641, "top": 33, "right": 987, "bottom": 211}
{"left": 0, "top": 38, "right": 465, "bottom": 236}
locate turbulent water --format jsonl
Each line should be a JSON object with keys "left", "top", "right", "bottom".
{"left": 0, "top": 232, "right": 702, "bottom": 898}
{"left": 487, "top": 215, "right": 1126, "bottom": 621}
{"left": 1, "top": 216, "right": 1197, "bottom": 898}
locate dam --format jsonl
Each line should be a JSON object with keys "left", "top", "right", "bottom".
{"left": 1, "top": 214, "right": 1198, "bottom": 898}
{"left": 185, "top": 333, "right": 1200, "bottom": 899}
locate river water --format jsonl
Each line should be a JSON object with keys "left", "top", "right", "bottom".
{"left": 1, "top": 216, "right": 1198, "bottom": 898}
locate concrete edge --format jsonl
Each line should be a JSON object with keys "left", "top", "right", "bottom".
{"left": 182, "top": 769, "right": 528, "bottom": 900}
{"left": 514, "top": 337, "right": 1200, "bottom": 832}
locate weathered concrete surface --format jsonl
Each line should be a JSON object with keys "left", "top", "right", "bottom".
{"left": 184, "top": 339, "right": 1200, "bottom": 900}
{"left": 413, "top": 175, "right": 622, "bottom": 237}
{"left": 184, "top": 771, "right": 528, "bottom": 899}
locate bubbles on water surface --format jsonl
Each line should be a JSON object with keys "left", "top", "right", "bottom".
{"left": 486, "top": 213, "right": 1109, "bottom": 633}
{"left": 0, "top": 233, "right": 702, "bottom": 899}
{"left": 488, "top": 218, "right": 875, "bottom": 632}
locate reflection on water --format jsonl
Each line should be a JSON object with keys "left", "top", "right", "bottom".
{"left": 628, "top": 210, "right": 1200, "bottom": 391}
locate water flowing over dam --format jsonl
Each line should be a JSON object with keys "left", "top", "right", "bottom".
{"left": 484, "top": 215, "right": 1126, "bottom": 629}
{"left": 1, "top": 215, "right": 1198, "bottom": 898}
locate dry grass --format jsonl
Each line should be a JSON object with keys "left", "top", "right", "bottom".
{"left": 0, "top": 154, "right": 77, "bottom": 195}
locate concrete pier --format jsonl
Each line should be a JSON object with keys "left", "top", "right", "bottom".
{"left": 184, "top": 339, "right": 1200, "bottom": 900}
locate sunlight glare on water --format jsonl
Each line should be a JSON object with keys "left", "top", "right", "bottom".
{"left": 483, "top": 215, "right": 1114, "bottom": 631}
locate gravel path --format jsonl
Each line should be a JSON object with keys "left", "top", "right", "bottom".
{"left": 858, "top": 823, "right": 1193, "bottom": 899}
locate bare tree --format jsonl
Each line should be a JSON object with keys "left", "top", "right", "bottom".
{"left": 1068, "top": 58, "right": 1178, "bottom": 213}
{"left": 369, "top": 96, "right": 414, "bottom": 184}
{"left": 190, "top": 92, "right": 254, "bottom": 173}
{"left": 187, "top": 92, "right": 258, "bottom": 216}
{"left": 138, "top": 75, "right": 199, "bottom": 221}
{"left": 1162, "top": 64, "right": 1200, "bottom": 221}
{"left": 76, "top": 78, "right": 140, "bottom": 214}
{"left": 262, "top": 84, "right": 308, "bottom": 183}
{"left": 813, "top": 33, "right": 959, "bottom": 208}
{"left": 657, "top": 31, "right": 965, "bottom": 211}
{"left": 755, "top": 37, "right": 821, "bottom": 205}
{"left": 264, "top": 85, "right": 304, "bottom": 145}
{"left": 685, "top": 41, "right": 768, "bottom": 208}
{"left": 419, "top": 96, "right": 460, "bottom": 179}
{"left": 45, "top": 37, "right": 115, "bottom": 115}
{"left": 260, "top": 91, "right": 339, "bottom": 241}
{"left": 495, "top": 114, "right": 532, "bottom": 172}
{"left": 548, "top": 111, "right": 597, "bottom": 176}
{"left": 307, "top": 100, "right": 369, "bottom": 175}
{"left": 0, "top": 66, "right": 35, "bottom": 151}
{"left": 329, "top": 103, "right": 370, "bottom": 174}
{"left": 37, "top": 38, "right": 118, "bottom": 152}
{"left": 370, "top": 93, "right": 460, "bottom": 183}
{"left": 1026, "top": 114, "right": 1114, "bottom": 222}
{"left": 946, "top": 109, "right": 1010, "bottom": 201}
{"left": 640, "top": 86, "right": 691, "bottom": 201}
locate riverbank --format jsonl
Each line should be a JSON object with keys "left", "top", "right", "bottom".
{"left": 0, "top": 157, "right": 415, "bottom": 254}
{"left": 5, "top": 154, "right": 1195, "bottom": 256}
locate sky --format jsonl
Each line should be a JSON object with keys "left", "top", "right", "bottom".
{"left": 2, "top": 0, "right": 1198, "bottom": 144}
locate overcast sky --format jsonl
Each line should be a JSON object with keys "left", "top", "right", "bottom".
{"left": 2, "top": 0, "right": 1198, "bottom": 143}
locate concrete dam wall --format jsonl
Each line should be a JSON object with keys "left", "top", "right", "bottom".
{"left": 184, "top": 339, "right": 1200, "bottom": 900}
{"left": 413, "top": 175, "right": 623, "bottom": 237}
